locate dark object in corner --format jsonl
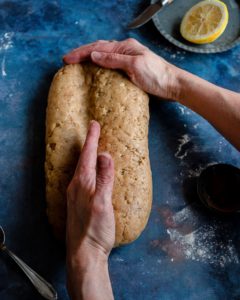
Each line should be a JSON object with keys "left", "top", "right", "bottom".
{"left": 197, "top": 164, "right": 240, "bottom": 214}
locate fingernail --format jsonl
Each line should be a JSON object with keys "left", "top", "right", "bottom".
{"left": 91, "top": 51, "right": 101, "bottom": 60}
{"left": 98, "top": 154, "right": 110, "bottom": 168}
{"left": 89, "top": 120, "right": 97, "bottom": 128}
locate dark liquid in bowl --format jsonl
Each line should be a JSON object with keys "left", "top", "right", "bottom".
{"left": 198, "top": 164, "right": 240, "bottom": 213}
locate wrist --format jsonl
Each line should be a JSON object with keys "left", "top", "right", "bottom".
{"left": 67, "top": 245, "right": 111, "bottom": 300}
{"left": 174, "top": 68, "right": 211, "bottom": 106}
{"left": 67, "top": 241, "right": 109, "bottom": 272}
{"left": 166, "top": 64, "right": 186, "bottom": 101}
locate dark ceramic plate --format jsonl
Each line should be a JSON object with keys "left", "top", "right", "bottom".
{"left": 151, "top": 0, "right": 240, "bottom": 53}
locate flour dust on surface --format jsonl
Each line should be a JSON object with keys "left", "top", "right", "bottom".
{"left": 154, "top": 205, "right": 239, "bottom": 267}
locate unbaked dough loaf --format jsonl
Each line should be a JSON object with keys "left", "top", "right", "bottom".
{"left": 45, "top": 63, "right": 152, "bottom": 246}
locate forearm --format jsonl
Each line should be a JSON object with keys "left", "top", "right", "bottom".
{"left": 67, "top": 252, "right": 114, "bottom": 300}
{"left": 171, "top": 67, "right": 240, "bottom": 150}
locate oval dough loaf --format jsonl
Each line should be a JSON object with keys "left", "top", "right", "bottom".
{"left": 45, "top": 63, "right": 152, "bottom": 246}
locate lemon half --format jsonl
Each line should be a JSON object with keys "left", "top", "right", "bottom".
{"left": 180, "top": 0, "right": 229, "bottom": 44}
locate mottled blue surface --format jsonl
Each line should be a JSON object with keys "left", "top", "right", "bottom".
{"left": 0, "top": 1, "right": 240, "bottom": 299}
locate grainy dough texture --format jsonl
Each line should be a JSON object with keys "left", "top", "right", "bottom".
{"left": 45, "top": 63, "right": 152, "bottom": 246}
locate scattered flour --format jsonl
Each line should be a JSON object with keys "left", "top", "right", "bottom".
{"left": 178, "top": 106, "right": 185, "bottom": 115}
{"left": 1, "top": 56, "right": 6, "bottom": 77}
{"left": 193, "top": 123, "right": 199, "bottom": 129}
{"left": 74, "top": 20, "right": 87, "bottom": 26}
{"left": 167, "top": 225, "right": 239, "bottom": 267}
{"left": 0, "top": 32, "right": 14, "bottom": 51}
{"left": 172, "top": 206, "right": 200, "bottom": 228}
{"left": 0, "top": 32, "right": 14, "bottom": 77}
{"left": 113, "top": 257, "right": 124, "bottom": 262}
{"left": 163, "top": 205, "right": 239, "bottom": 267}
{"left": 175, "top": 134, "right": 191, "bottom": 160}
{"left": 177, "top": 105, "right": 191, "bottom": 116}
{"left": 186, "top": 162, "right": 217, "bottom": 178}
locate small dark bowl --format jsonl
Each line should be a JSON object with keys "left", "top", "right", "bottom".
{"left": 197, "top": 164, "right": 240, "bottom": 214}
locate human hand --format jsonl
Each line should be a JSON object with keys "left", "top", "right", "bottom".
{"left": 66, "top": 120, "right": 115, "bottom": 266}
{"left": 63, "top": 38, "right": 181, "bottom": 100}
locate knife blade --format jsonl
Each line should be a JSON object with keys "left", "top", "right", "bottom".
{"left": 128, "top": 0, "right": 172, "bottom": 29}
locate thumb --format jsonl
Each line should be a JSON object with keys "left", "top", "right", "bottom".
{"left": 91, "top": 51, "right": 131, "bottom": 70}
{"left": 94, "top": 152, "right": 114, "bottom": 202}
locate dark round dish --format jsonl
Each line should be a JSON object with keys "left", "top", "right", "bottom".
{"left": 197, "top": 164, "right": 240, "bottom": 213}
{"left": 151, "top": 0, "right": 240, "bottom": 53}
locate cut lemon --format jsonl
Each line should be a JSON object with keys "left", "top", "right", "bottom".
{"left": 180, "top": 0, "right": 229, "bottom": 44}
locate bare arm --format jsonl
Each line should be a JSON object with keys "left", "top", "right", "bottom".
{"left": 67, "top": 121, "right": 114, "bottom": 300}
{"left": 64, "top": 39, "right": 240, "bottom": 150}
{"left": 175, "top": 69, "right": 240, "bottom": 149}
{"left": 67, "top": 251, "right": 113, "bottom": 300}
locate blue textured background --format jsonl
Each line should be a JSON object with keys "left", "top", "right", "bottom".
{"left": 0, "top": 1, "right": 239, "bottom": 299}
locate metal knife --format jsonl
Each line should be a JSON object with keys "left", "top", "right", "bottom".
{"left": 128, "top": 0, "right": 173, "bottom": 29}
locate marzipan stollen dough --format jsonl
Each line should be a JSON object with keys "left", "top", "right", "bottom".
{"left": 45, "top": 63, "right": 152, "bottom": 246}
